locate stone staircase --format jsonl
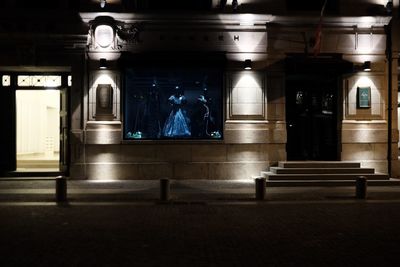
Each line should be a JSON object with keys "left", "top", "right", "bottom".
{"left": 261, "top": 161, "right": 399, "bottom": 186}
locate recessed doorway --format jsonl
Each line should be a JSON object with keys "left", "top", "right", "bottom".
{"left": 286, "top": 76, "right": 339, "bottom": 160}
{"left": 285, "top": 55, "right": 353, "bottom": 161}
{"left": 16, "top": 90, "right": 60, "bottom": 171}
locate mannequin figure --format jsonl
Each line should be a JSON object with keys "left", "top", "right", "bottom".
{"left": 162, "top": 86, "right": 191, "bottom": 137}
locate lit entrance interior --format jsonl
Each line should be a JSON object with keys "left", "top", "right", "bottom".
{"left": 16, "top": 90, "right": 60, "bottom": 171}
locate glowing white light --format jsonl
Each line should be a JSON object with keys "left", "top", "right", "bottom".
{"left": 45, "top": 76, "right": 62, "bottom": 87}
{"left": 95, "top": 25, "right": 114, "bottom": 48}
{"left": 17, "top": 75, "right": 62, "bottom": 87}
{"left": 95, "top": 74, "right": 114, "bottom": 85}
{"left": 236, "top": 179, "right": 255, "bottom": 184}
{"left": 356, "top": 76, "right": 374, "bottom": 87}
{"left": 240, "top": 14, "right": 255, "bottom": 26}
{"left": 234, "top": 73, "right": 261, "bottom": 89}
{"left": 89, "top": 179, "right": 117, "bottom": 183}
{"left": 2, "top": 75, "right": 10, "bottom": 86}
{"left": 232, "top": 73, "right": 263, "bottom": 116}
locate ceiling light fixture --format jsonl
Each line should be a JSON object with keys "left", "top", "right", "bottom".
{"left": 100, "top": 0, "right": 106, "bottom": 8}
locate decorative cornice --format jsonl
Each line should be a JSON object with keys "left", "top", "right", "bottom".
{"left": 80, "top": 12, "right": 391, "bottom": 28}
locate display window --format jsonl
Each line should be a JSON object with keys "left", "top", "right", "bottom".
{"left": 124, "top": 67, "right": 223, "bottom": 140}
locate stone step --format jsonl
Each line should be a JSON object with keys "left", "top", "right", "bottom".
{"left": 278, "top": 161, "right": 361, "bottom": 169}
{"left": 270, "top": 167, "right": 375, "bottom": 174}
{"left": 265, "top": 178, "right": 400, "bottom": 187}
{"left": 17, "top": 163, "right": 59, "bottom": 168}
{"left": 261, "top": 172, "right": 389, "bottom": 181}
{"left": 17, "top": 160, "right": 58, "bottom": 168}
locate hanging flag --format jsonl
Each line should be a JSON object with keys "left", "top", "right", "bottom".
{"left": 313, "top": 0, "right": 328, "bottom": 56}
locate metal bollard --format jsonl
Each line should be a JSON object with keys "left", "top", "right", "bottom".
{"left": 255, "top": 177, "right": 266, "bottom": 200}
{"left": 160, "top": 178, "right": 170, "bottom": 201}
{"left": 56, "top": 175, "right": 68, "bottom": 202}
{"left": 355, "top": 176, "right": 367, "bottom": 199}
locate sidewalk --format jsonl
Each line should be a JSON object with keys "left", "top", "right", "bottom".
{"left": 1, "top": 178, "right": 400, "bottom": 203}
{"left": 1, "top": 179, "right": 400, "bottom": 267}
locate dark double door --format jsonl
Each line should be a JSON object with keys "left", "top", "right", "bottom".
{"left": 286, "top": 76, "right": 340, "bottom": 161}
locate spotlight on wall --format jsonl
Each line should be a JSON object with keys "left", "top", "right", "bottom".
{"left": 100, "top": 0, "right": 106, "bottom": 8}
{"left": 244, "top": 59, "right": 252, "bottom": 70}
{"left": 99, "top": 58, "right": 107, "bottom": 69}
{"left": 363, "top": 61, "right": 371, "bottom": 72}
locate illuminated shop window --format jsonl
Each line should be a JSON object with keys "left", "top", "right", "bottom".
{"left": 68, "top": 75, "right": 72, "bottom": 87}
{"left": 17, "top": 75, "right": 62, "bottom": 87}
{"left": 124, "top": 67, "right": 223, "bottom": 140}
{"left": 2, "top": 75, "right": 11, "bottom": 86}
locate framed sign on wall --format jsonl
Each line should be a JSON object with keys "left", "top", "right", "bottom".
{"left": 357, "top": 86, "right": 371, "bottom": 108}
{"left": 95, "top": 83, "right": 114, "bottom": 120}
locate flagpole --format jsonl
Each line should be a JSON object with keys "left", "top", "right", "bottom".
{"left": 313, "top": 0, "right": 328, "bottom": 57}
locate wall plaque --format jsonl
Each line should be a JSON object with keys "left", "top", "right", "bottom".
{"left": 357, "top": 86, "right": 370, "bottom": 108}
{"left": 95, "top": 84, "right": 114, "bottom": 120}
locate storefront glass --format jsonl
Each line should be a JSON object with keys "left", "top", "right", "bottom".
{"left": 124, "top": 67, "right": 223, "bottom": 140}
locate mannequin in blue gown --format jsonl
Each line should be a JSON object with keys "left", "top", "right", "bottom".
{"left": 162, "top": 87, "right": 191, "bottom": 137}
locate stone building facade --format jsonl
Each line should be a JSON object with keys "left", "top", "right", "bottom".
{"left": 0, "top": 0, "right": 399, "bottom": 180}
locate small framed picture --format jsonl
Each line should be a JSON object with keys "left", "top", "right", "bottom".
{"left": 357, "top": 86, "right": 370, "bottom": 108}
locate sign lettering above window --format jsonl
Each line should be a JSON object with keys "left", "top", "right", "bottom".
{"left": 17, "top": 75, "right": 62, "bottom": 87}
{"left": 2, "top": 75, "right": 10, "bottom": 86}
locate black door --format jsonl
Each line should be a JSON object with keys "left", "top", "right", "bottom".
{"left": 59, "top": 88, "right": 69, "bottom": 173}
{"left": 0, "top": 83, "right": 16, "bottom": 172}
{"left": 286, "top": 76, "right": 339, "bottom": 160}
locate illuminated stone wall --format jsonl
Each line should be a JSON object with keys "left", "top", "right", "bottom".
{"left": 73, "top": 2, "right": 398, "bottom": 179}
{"left": 341, "top": 61, "right": 389, "bottom": 173}
{"left": 266, "top": 23, "right": 393, "bottom": 175}
{"left": 70, "top": 67, "right": 287, "bottom": 180}
{"left": 71, "top": 17, "right": 396, "bottom": 180}
{"left": 0, "top": 0, "right": 398, "bottom": 179}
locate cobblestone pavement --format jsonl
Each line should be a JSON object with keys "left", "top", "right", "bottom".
{"left": 1, "top": 202, "right": 400, "bottom": 267}
{"left": 1, "top": 180, "right": 400, "bottom": 267}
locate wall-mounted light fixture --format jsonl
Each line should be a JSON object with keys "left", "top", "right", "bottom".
{"left": 99, "top": 58, "right": 107, "bottom": 69}
{"left": 354, "top": 61, "right": 372, "bottom": 72}
{"left": 244, "top": 59, "right": 252, "bottom": 70}
{"left": 100, "top": 0, "right": 106, "bottom": 8}
{"left": 232, "top": 0, "right": 239, "bottom": 11}
{"left": 94, "top": 24, "right": 114, "bottom": 49}
{"left": 386, "top": 0, "right": 393, "bottom": 15}
{"left": 363, "top": 61, "right": 371, "bottom": 72}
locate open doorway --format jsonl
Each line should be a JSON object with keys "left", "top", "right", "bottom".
{"left": 16, "top": 90, "right": 60, "bottom": 171}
